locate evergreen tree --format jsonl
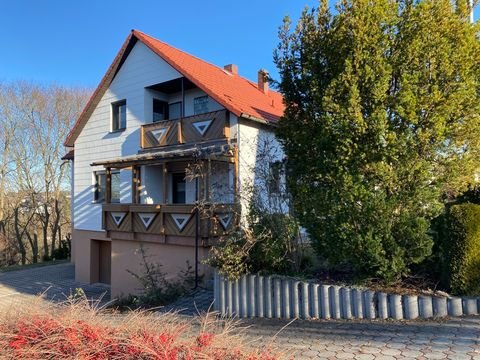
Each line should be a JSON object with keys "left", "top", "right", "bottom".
{"left": 274, "top": 0, "right": 480, "bottom": 281}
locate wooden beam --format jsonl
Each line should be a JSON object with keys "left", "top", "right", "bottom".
{"left": 105, "top": 167, "right": 112, "bottom": 204}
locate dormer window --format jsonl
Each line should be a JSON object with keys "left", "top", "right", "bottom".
{"left": 194, "top": 96, "right": 208, "bottom": 115}
{"left": 153, "top": 99, "right": 168, "bottom": 122}
{"left": 168, "top": 102, "right": 182, "bottom": 120}
{"left": 112, "top": 100, "right": 126, "bottom": 131}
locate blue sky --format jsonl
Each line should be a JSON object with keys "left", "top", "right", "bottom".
{"left": 0, "top": 1, "right": 478, "bottom": 89}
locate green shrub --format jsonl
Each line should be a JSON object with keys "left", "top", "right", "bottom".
{"left": 442, "top": 203, "right": 480, "bottom": 295}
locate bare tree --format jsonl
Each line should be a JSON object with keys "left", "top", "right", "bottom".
{"left": 0, "top": 81, "right": 89, "bottom": 266}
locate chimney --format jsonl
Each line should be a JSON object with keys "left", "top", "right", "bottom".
{"left": 258, "top": 69, "right": 269, "bottom": 94}
{"left": 224, "top": 64, "right": 238, "bottom": 75}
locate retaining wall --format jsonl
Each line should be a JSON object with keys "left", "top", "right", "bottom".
{"left": 213, "top": 272, "right": 480, "bottom": 320}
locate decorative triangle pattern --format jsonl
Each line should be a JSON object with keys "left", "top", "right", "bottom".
{"left": 150, "top": 127, "right": 169, "bottom": 143}
{"left": 111, "top": 212, "right": 126, "bottom": 227}
{"left": 218, "top": 213, "right": 233, "bottom": 230}
{"left": 138, "top": 213, "right": 156, "bottom": 229}
{"left": 171, "top": 213, "right": 191, "bottom": 232}
{"left": 192, "top": 119, "right": 213, "bottom": 136}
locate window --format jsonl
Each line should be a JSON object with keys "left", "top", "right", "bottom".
{"left": 172, "top": 173, "right": 186, "bottom": 204}
{"left": 268, "top": 161, "right": 283, "bottom": 194}
{"left": 94, "top": 172, "right": 106, "bottom": 203}
{"left": 194, "top": 95, "right": 209, "bottom": 115}
{"left": 153, "top": 99, "right": 168, "bottom": 122}
{"left": 168, "top": 102, "right": 182, "bottom": 120}
{"left": 112, "top": 100, "right": 126, "bottom": 131}
{"left": 111, "top": 171, "right": 120, "bottom": 203}
{"left": 94, "top": 170, "right": 120, "bottom": 203}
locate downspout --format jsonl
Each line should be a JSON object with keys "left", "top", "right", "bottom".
{"left": 194, "top": 168, "right": 199, "bottom": 289}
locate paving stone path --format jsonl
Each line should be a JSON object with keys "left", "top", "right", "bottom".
{"left": 162, "top": 288, "right": 480, "bottom": 359}
{"left": 0, "top": 262, "right": 110, "bottom": 309}
{"left": 1, "top": 263, "right": 479, "bottom": 359}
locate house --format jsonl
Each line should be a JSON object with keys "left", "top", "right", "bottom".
{"left": 64, "top": 30, "right": 285, "bottom": 297}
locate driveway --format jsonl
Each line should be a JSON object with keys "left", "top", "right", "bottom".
{"left": 0, "top": 263, "right": 479, "bottom": 359}
{"left": 0, "top": 262, "right": 109, "bottom": 308}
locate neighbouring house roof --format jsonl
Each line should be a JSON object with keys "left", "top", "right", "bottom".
{"left": 61, "top": 149, "right": 74, "bottom": 161}
{"left": 64, "top": 29, "right": 285, "bottom": 147}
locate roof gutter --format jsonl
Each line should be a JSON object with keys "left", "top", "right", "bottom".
{"left": 239, "top": 113, "right": 278, "bottom": 127}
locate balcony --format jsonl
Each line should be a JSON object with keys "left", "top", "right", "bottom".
{"left": 102, "top": 203, "right": 238, "bottom": 243}
{"left": 140, "top": 109, "right": 229, "bottom": 149}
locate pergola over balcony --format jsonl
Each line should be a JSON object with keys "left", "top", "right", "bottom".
{"left": 91, "top": 142, "right": 239, "bottom": 243}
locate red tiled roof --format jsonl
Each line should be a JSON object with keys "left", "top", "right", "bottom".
{"left": 64, "top": 30, "right": 284, "bottom": 147}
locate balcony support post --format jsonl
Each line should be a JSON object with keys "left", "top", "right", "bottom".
{"left": 132, "top": 166, "right": 140, "bottom": 204}
{"left": 105, "top": 167, "right": 112, "bottom": 204}
{"left": 163, "top": 163, "right": 168, "bottom": 204}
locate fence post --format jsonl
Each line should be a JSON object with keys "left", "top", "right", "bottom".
{"left": 311, "top": 284, "right": 320, "bottom": 319}
{"left": 419, "top": 296, "right": 433, "bottom": 319}
{"left": 257, "top": 276, "right": 264, "bottom": 318}
{"left": 274, "top": 278, "right": 282, "bottom": 318}
{"left": 213, "top": 271, "right": 220, "bottom": 312}
{"left": 352, "top": 288, "right": 364, "bottom": 319}
{"left": 364, "top": 290, "right": 376, "bottom": 319}
{"left": 389, "top": 294, "right": 403, "bottom": 320}
{"left": 403, "top": 295, "right": 419, "bottom": 320}
{"left": 233, "top": 279, "right": 240, "bottom": 316}
{"left": 302, "top": 282, "right": 310, "bottom": 319}
{"left": 292, "top": 281, "right": 301, "bottom": 318}
{"left": 240, "top": 275, "right": 248, "bottom": 318}
{"left": 282, "top": 279, "right": 291, "bottom": 319}
{"left": 329, "top": 285, "right": 341, "bottom": 319}
{"left": 377, "top": 292, "right": 388, "bottom": 319}
{"left": 248, "top": 275, "right": 256, "bottom": 317}
{"left": 219, "top": 275, "right": 226, "bottom": 315}
{"left": 340, "top": 287, "right": 352, "bottom": 319}
{"left": 320, "top": 285, "right": 331, "bottom": 319}
{"left": 448, "top": 297, "right": 463, "bottom": 317}
{"left": 226, "top": 279, "right": 233, "bottom": 316}
{"left": 462, "top": 297, "right": 478, "bottom": 315}
{"left": 265, "top": 276, "right": 273, "bottom": 318}
{"left": 433, "top": 296, "right": 448, "bottom": 318}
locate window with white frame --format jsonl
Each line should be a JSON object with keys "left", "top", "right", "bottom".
{"left": 111, "top": 100, "right": 126, "bottom": 131}
{"left": 94, "top": 170, "right": 120, "bottom": 203}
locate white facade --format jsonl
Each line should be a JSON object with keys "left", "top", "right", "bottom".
{"left": 73, "top": 40, "right": 283, "bottom": 232}
{"left": 73, "top": 41, "right": 230, "bottom": 231}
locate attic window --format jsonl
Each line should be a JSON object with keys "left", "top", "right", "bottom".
{"left": 112, "top": 100, "right": 127, "bottom": 131}
{"left": 194, "top": 96, "right": 209, "bottom": 115}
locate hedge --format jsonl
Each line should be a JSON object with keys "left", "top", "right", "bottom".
{"left": 444, "top": 203, "right": 480, "bottom": 295}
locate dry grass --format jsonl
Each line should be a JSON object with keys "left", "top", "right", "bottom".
{"left": 0, "top": 294, "right": 281, "bottom": 359}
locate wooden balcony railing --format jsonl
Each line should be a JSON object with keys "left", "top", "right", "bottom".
{"left": 102, "top": 203, "right": 238, "bottom": 239}
{"left": 140, "top": 110, "right": 229, "bottom": 149}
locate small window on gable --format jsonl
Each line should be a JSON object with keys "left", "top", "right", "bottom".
{"left": 153, "top": 99, "right": 168, "bottom": 122}
{"left": 194, "top": 95, "right": 209, "bottom": 115}
{"left": 268, "top": 161, "right": 283, "bottom": 194}
{"left": 112, "top": 100, "right": 126, "bottom": 131}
